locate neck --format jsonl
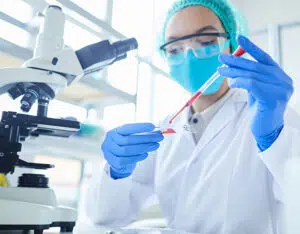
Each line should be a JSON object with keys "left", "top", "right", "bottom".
{"left": 192, "top": 81, "right": 230, "bottom": 113}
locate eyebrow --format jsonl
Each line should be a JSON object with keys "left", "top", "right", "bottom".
{"left": 167, "top": 25, "right": 218, "bottom": 42}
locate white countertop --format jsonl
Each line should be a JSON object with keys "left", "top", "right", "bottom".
{"left": 44, "top": 225, "right": 193, "bottom": 234}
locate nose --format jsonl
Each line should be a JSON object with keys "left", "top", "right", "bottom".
{"left": 185, "top": 48, "right": 196, "bottom": 60}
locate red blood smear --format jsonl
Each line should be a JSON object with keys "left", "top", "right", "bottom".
{"left": 162, "top": 128, "right": 176, "bottom": 135}
{"left": 169, "top": 91, "right": 202, "bottom": 124}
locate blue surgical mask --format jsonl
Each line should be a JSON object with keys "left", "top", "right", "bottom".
{"left": 168, "top": 43, "right": 228, "bottom": 95}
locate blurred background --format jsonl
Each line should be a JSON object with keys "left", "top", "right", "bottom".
{"left": 0, "top": 0, "right": 299, "bottom": 228}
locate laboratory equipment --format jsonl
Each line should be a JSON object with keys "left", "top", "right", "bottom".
{"left": 169, "top": 46, "right": 245, "bottom": 124}
{"left": 0, "top": 4, "right": 137, "bottom": 234}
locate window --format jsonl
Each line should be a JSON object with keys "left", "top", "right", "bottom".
{"left": 103, "top": 103, "right": 136, "bottom": 129}
{"left": 48, "top": 100, "right": 87, "bottom": 122}
{"left": 70, "top": 0, "right": 108, "bottom": 20}
{"left": 1, "top": 0, "right": 33, "bottom": 23}
{"left": 153, "top": 74, "right": 190, "bottom": 123}
{"left": 281, "top": 26, "right": 300, "bottom": 113}
{"left": 136, "top": 63, "right": 154, "bottom": 122}
{"left": 107, "top": 56, "right": 138, "bottom": 95}
{"left": 152, "top": 0, "right": 176, "bottom": 72}
{"left": 0, "top": 0, "right": 32, "bottom": 47}
{"left": 0, "top": 20, "right": 30, "bottom": 47}
{"left": 112, "top": 0, "right": 155, "bottom": 57}
{"left": 64, "top": 20, "right": 100, "bottom": 50}
{"left": 87, "top": 108, "right": 98, "bottom": 122}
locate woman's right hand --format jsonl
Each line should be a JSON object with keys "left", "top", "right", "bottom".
{"left": 101, "top": 123, "right": 164, "bottom": 179}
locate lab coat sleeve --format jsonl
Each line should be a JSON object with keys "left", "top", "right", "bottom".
{"left": 85, "top": 152, "right": 157, "bottom": 227}
{"left": 259, "top": 109, "right": 300, "bottom": 202}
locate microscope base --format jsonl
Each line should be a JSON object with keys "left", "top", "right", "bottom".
{"left": 0, "top": 187, "right": 77, "bottom": 233}
{"left": 0, "top": 199, "right": 52, "bottom": 233}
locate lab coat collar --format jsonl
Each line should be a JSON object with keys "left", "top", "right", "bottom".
{"left": 176, "top": 89, "right": 248, "bottom": 149}
{"left": 198, "top": 89, "right": 247, "bottom": 149}
{"left": 179, "top": 89, "right": 247, "bottom": 125}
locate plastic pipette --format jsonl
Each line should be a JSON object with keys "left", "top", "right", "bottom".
{"left": 169, "top": 46, "right": 246, "bottom": 124}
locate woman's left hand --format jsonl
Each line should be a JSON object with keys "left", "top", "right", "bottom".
{"left": 218, "top": 35, "right": 294, "bottom": 151}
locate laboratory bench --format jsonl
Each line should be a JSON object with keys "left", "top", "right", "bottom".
{"left": 0, "top": 226, "right": 194, "bottom": 234}
{"left": 45, "top": 225, "right": 194, "bottom": 234}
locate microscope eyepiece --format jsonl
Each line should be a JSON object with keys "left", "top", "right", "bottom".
{"left": 113, "top": 38, "right": 138, "bottom": 56}
{"left": 76, "top": 38, "right": 138, "bottom": 71}
{"left": 48, "top": 5, "right": 62, "bottom": 11}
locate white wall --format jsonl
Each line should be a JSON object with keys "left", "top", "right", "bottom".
{"left": 232, "top": 0, "right": 300, "bottom": 31}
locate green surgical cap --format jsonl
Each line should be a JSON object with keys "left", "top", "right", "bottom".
{"left": 159, "top": 0, "right": 248, "bottom": 52}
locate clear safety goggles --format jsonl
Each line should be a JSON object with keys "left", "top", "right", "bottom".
{"left": 160, "top": 32, "right": 231, "bottom": 65}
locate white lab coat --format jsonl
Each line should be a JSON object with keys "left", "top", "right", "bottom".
{"left": 86, "top": 90, "right": 300, "bottom": 234}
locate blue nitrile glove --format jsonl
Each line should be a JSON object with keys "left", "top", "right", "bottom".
{"left": 218, "top": 35, "right": 294, "bottom": 152}
{"left": 101, "top": 123, "right": 164, "bottom": 179}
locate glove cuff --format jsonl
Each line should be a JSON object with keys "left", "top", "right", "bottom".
{"left": 110, "top": 167, "right": 132, "bottom": 180}
{"left": 256, "top": 125, "right": 284, "bottom": 152}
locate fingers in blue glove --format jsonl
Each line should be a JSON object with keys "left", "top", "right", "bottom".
{"left": 101, "top": 123, "right": 164, "bottom": 178}
{"left": 218, "top": 66, "right": 293, "bottom": 89}
{"left": 218, "top": 66, "right": 271, "bottom": 83}
{"left": 108, "top": 129, "right": 164, "bottom": 146}
{"left": 218, "top": 55, "right": 293, "bottom": 86}
{"left": 217, "top": 35, "right": 293, "bottom": 149}
{"left": 237, "top": 35, "right": 277, "bottom": 66}
{"left": 116, "top": 123, "right": 156, "bottom": 135}
{"left": 228, "top": 77, "right": 293, "bottom": 104}
{"left": 104, "top": 151, "right": 148, "bottom": 170}
{"left": 107, "top": 139, "right": 160, "bottom": 156}
{"left": 219, "top": 54, "right": 274, "bottom": 76}
{"left": 110, "top": 165, "right": 136, "bottom": 177}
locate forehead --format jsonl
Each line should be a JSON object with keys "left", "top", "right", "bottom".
{"left": 165, "top": 6, "right": 224, "bottom": 41}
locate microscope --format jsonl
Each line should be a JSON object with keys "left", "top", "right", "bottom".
{"left": 0, "top": 5, "right": 138, "bottom": 234}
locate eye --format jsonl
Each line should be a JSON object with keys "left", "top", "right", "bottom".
{"left": 195, "top": 37, "right": 218, "bottom": 47}
{"left": 196, "top": 39, "right": 217, "bottom": 47}
{"left": 167, "top": 48, "right": 181, "bottom": 55}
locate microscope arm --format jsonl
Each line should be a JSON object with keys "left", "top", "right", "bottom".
{"left": 0, "top": 67, "right": 68, "bottom": 95}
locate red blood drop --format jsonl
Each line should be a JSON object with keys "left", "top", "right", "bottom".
{"left": 162, "top": 128, "right": 176, "bottom": 135}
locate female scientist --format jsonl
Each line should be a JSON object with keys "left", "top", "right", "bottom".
{"left": 86, "top": 0, "right": 300, "bottom": 233}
